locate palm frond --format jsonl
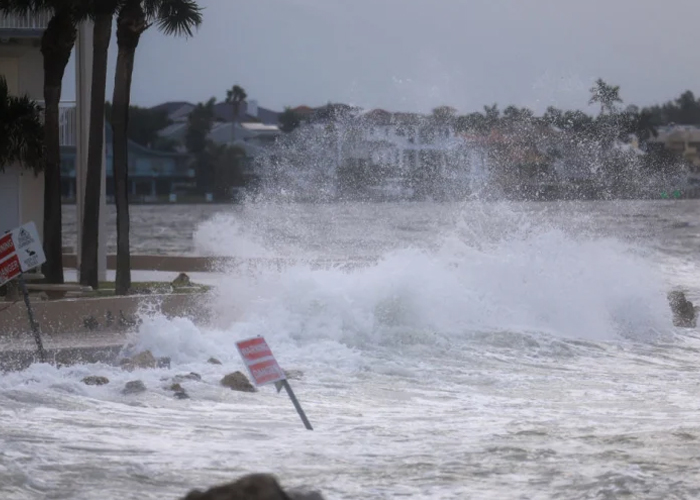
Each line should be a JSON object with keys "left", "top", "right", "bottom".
{"left": 0, "top": 76, "right": 46, "bottom": 174}
{"left": 150, "top": 0, "right": 202, "bottom": 37}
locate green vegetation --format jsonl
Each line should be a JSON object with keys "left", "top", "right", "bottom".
{"left": 0, "top": 76, "right": 45, "bottom": 174}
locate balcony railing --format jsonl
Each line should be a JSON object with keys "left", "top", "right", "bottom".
{"left": 59, "top": 102, "right": 76, "bottom": 147}
{"left": 0, "top": 12, "right": 51, "bottom": 35}
{"left": 37, "top": 101, "right": 76, "bottom": 147}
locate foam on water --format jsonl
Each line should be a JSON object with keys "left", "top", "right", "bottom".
{"left": 2, "top": 202, "right": 696, "bottom": 500}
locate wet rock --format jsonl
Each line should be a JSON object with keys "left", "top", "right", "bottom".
{"left": 174, "top": 390, "right": 190, "bottom": 400}
{"left": 122, "top": 380, "right": 146, "bottom": 395}
{"left": 157, "top": 357, "right": 171, "bottom": 369}
{"left": 172, "top": 273, "right": 192, "bottom": 287}
{"left": 180, "top": 473, "right": 324, "bottom": 500}
{"left": 169, "top": 383, "right": 184, "bottom": 392}
{"left": 220, "top": 371, "right": 256, "bottom": 393}
{"left": 284, "top": 369, "right": 304, "bottom": 380}
{"left": 668, "top": 291, "right": 698, "bottom": 328}
{"left": 120, "top": 350, "right": 157, "bottom": 371}
{"left": 207, "top": 357, "right": 222, "bottom": 365}
{"left": 82, "top": 376, "right": 109, "bottom": 386}
{"left": 173, "top": 372, "right": 202, "bottom": 383}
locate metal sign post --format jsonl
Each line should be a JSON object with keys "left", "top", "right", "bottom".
{"left": 236, "top": 336, "right": 313, "bottom": 430}
{"left": 17, "top": 274, "right": 46, "bottom": 362}
{"left": 1, "top": 222, "right": 48, "bottom": 363}
{"left": 281, "top": 379, "right": 313, "bottom": 430}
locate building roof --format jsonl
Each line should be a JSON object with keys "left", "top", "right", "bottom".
{"left": 241, "top": 123, "right": 280, "bottom": 132}
{"left": 152, "top": 100, "right": 281, "bottom": 126}
{"left": 150, "top": 101, "right": 193, "bottom": 115}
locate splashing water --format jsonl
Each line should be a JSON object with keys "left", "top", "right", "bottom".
{"left": 2, "top": 199, "right": 697, "bottom": 500}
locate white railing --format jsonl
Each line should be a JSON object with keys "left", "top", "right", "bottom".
{"left": 58, "top": 102, "right": 76, "bottom": 147}
{"left": 36, "top": 101, "right": 76, "bottom": 147}
{"left": 0, "top": 12, "right": 51, "bottom": 31}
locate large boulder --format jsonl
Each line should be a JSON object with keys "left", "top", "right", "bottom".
{"left": 220, "top": 371, "right": 256, "bottom": 393}
{"left": 120, "top": 350, "right": 157, "bottom": 371}
{"left": 668, "top": 291, "right": 698, "bottom": 328}
{"left": 119, "top": 350, "right": 170, "bottom": 371}
{"left": 82, "top": 376, "right": 109, "bottom": 386}
{"left": 180, "top": 473, "right": 324, "bottom": 500}
{"left": 172, "top": 273, "right": 192, "bottom": 287}
{"left": 122, "top": 380, "right": 146, "bottom": 395}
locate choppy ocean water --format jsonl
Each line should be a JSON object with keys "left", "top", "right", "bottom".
{"left": 1, "top": 200, "right": 698, "bottom": 499}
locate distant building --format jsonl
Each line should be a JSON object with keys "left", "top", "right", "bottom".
{"left": 60, "top": 124, "right": 191, "bottom": 201}
{"left": 154, "top": 99, "right": 283, "bottom": 157}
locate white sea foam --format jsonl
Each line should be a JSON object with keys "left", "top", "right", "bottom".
{"left": 1, "top": 202, "right": 697, "bottom": 500}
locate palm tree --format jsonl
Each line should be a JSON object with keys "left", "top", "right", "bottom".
{"left": 225, "top": 84, "right": 247, "bottom": 121}
{"left": 111, "top": 0, "right": 202, "bottom": 295}
{"left": 0, "top": 76, "right": 45, "bottom": 173}
{"left": 80, "top": 0, "right": 121, "bottom": 289}
{"left": 589, "top": 78, "right": 623, "bottom": 115}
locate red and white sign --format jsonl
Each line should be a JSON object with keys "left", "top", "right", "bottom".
{"left": 0, "top": 233, "right": 14, "bottom": 261}
{"left": 236, "top": 336, "right": 286, "bottom": 386}
{"left": 0, "top": 222, "right": 46, "bottom": 287}
{"left": 0, "top": 253, "right": 21, "bottom": 286}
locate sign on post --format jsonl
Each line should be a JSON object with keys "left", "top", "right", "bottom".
{"left": 236, "top": 336, "right": 286, "bottom": 386}
{"left": 0, "top": 253, "right": 21, "bottom": 286}
{"left": 236, "top": 336, "right": 313, "bottom": 430}
{"left": 0, "top": 221, "right": 47, "bottom": 362}
{"left": 0, "top": 221, "right": 46, "bottom": 286}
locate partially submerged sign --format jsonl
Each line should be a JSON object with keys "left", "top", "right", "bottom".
{"left": 235, "top": 336, "right": 313, "bottom": 430}
{"left": 0, "top": 221, "right": 45, "bottom": 287}
{"left": 0, "top": 221, "right": 46, "bottom": 361}
{"left": 236, "top": 336, "right": 286, "bottom": 386}
{"left": 0, "top": 253, "right": 21, "bottom": 286}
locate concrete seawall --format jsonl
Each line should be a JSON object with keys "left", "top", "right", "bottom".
{"left": 0, "top": 293, "right": 207, "bottom": 336}
{"left": 62, "top": 254, "right": 377, "bottom": 273}
{"left": 0, "top": 293, "right": 208, "bottom": 371}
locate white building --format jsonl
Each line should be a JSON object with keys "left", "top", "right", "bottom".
{"left": 0, "top": 12, "right": 105, "bottom": 279}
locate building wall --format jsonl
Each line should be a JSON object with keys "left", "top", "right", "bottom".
{"left": 0, "top": 56, "right": 19, "bottom": 93}
{"left": 0, "top": 167, "right": 20, "bottom": 233}
{"left": 19, "top": 169, "right": 44, "bottom": 234}
{"left": 0, "top": 44, "right": 44, "bottom": 238}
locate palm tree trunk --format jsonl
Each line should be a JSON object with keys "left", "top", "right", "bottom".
{"left": 40, "top": 12, "right": 77, "bottom": 285}
{"left": 80, "top": 13, "right": 112, "bottom": 289}
{"left": 112, "top": 0, "right": 148, "bottom": 295}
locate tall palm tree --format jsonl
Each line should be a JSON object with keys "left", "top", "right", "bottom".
{"left": 589, "top": 78, "right": 623, "bottom": 115}
{"left": 111, "top": 0, "right": 202, "bottom": 295}
{"left": 225, "top": 84, "right": 246, "bottom": 121}
{"left": 0, "top": 0, "right": 93, "bottom": 283}
{"left": 0, "top": 76, "right": 45, "bottom": 173}
{"left": 80, "top": 0, "right": 121, "bottom": 289}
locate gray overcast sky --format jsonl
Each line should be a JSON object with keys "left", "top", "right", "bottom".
{"left": 63, "top": 0, "right": 700, "bottom": 114}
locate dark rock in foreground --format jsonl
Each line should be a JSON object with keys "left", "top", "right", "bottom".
{"left": 668, "top": 291, "right": 698, "bottom": 328}
{"left": 220, "top": 371, "right": 256, "bottom": 393}
{"left": 82, "top": 376, "right": 109, "bottom": 386}
{"left": 180, "top": 473, "right": 324, "bottom": 500}
{"left": 122, "top": 380, "right": 146, "bottom": 395}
